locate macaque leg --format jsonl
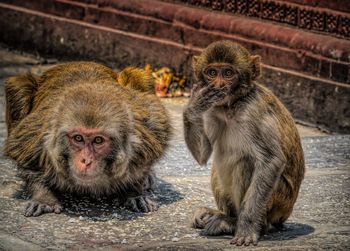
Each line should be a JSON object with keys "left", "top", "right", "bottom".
{"left": 25, "top": 182, "right": 62, "bottom": 217}
{"left": 231, "top": 156, "right": 284, "bottom": 246}
{"left": 192, "top": 207, "right": 236, "bottom": 235}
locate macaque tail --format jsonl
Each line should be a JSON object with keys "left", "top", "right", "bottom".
{"left": 117, "top": 67, "right": 155, "bottom": 94}
{"left": 5, "top": 73, "right": 38, "bottom": 134}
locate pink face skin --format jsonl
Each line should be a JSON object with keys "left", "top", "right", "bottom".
{"left": 67, "top": 128, "right": 111, "bottom": 180}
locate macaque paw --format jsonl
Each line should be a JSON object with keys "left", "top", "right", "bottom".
{"left": 191, "top": 207, "right": 215, "bottom": 229}
{"left": 124, "top": 195, "right": 158, "bottom": 213}
{"left": 24, "top": 200, "right": 63, "bottom": 217}
{"left": 230, "top": 232, "right": 258, "bottom": 246}
{"left": 203, "top": 215, "right": 235, "bottom": 236}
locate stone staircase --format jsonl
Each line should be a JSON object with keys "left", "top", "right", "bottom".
{"left": 0, "top": 0, "right": 349, "bottom": 132}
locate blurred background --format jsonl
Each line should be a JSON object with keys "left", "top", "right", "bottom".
{"left": 0, "top": 0, "right": 349, "bottom": 134}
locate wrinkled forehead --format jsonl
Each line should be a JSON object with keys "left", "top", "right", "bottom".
{"left": 56, "top": 107, "right": 129, "bottom": 139}
{"left": 54, "top": 84, "right": 129, "bottom": 135}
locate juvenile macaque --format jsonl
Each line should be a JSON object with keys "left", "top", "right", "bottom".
{"left": 5, "top": 62, "right": 171, "bottom": 216}
{"left": 183, "top": 41, "right": 305, "bottom": 246}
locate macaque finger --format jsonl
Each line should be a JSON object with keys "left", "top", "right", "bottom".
{"left": 191, "top": 83, "right": 200, "bottom": 95}
{"left": 32, "top": 204, "right": 48, "bottom": 217}
{"left": 144, "top": 197, "right": 158, "bottom": 212}
{"left": 25, "top": 201, "right": 38, "bottom": 217}
{"left": 244, "top": 236, "right": 252, "bottom": 246}
{"left": 124, "top": 197, "right": 140, "bottom": 213}
{"left": 53, "top": 204, "right": 63, "bottom": 214}
{"left": 136, "top": 197, "right": 149, "bottom": 212}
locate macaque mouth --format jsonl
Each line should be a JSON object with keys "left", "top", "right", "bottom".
{"left": 71, "top": 170, "right": 102, "bottom": 184}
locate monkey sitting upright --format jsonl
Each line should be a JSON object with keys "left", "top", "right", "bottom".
{"left": 183, "top": 41, "right": 305, "bottom": 246}
{"left": 5, "top": 62, "right": 172, "bottom": 216}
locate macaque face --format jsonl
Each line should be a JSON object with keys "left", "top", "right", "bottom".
{"left": 202, "top": 63, "right": 238, "bottom": 87}
{"left": 67, "top": 127, "right": 112, "bottom": 184}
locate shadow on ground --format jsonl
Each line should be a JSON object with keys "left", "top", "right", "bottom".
{"left": 14, "top": 178, "right": 184, "bottom": 221}
{"left": 199, "top": 222, "right": 315, "bottom": 242}
{"left": 262, "top": 222, "right": 315, "bottom": 241}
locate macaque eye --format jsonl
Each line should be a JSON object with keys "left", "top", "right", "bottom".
{"left": 73, "top": 134, "right": 84, "bottom": 143}
{"left": 207, "top": 68, "right": 217, "bottom": 77}
{"left": 93, "top": 136, "right": 104, "bottom": 144}
{"left": 224, "top": 69, "right": 234, "bottom": 77}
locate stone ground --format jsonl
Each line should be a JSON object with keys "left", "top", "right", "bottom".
{"left": 0, "top": 48, "right": 349, "bottom": 250}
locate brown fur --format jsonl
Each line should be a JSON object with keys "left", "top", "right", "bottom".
{"left": 117, "top": 67, "right": 155, "bottom": 93}
{"left": 184, "top": 41, "right": 305, "bottom": 246}
{"left": 5, "top": 61, "right": 171, "bottom": 216}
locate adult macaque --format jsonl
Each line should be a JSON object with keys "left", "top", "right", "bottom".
{"left": 5, "top": 62, "right": 171, "bottom": 216}
{"left": 183, "top": 41, "right": 305, "bottom": 246}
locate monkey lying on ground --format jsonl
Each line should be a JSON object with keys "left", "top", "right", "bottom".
{"left": 5, "top": 62, "right": 171, "bottom": 216}
{"left": 183, "top": 41, "right": 305, "bottom": 246}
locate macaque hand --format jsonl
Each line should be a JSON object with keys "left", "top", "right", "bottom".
{"left": 124, "top": 195, "right": 158, "bottom": 213}
{"left": 188, "top": 84, "right": 229, "bottom": 114}
{"left": 24, "top": 200, "right": 63, "bottom": 217}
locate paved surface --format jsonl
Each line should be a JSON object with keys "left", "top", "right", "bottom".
{"left": 0, "top": 48, "right": 349, "bottom": 250}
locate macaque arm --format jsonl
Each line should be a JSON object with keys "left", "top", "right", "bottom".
{"left": 5, "top": 111, "right": 46, "bottom": 168}
{"left": 183, "top": 108, "right": 212, "bottom": 166}
{"left": 233, "top": 141, "right": 286, "bottom": 245}
{"left": 5, "top": 73, "right": 38, "bottom": 133}
{"left": 19, "top": 169, "right": 62, "bottom": 216}
{"left": 183, "top": 83, "right": 230, "bottom": 165}
{"left": 5, "top": 112, "right": 61, "bottom": 217}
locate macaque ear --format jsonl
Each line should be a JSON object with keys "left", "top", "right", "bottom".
{"left": 192, "top": 56, "right": 199, "bottom": 69}
{"left": 250, "top": 55, "right": 261, "bottom": 80}
{"left": 192, "top": 55, "right": 200, "bottom": 78}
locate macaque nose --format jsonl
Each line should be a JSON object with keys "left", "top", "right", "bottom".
{"left": 81, "top": 148, "right": 94, "bottom": 168}
{"left": 82, "top": 158, "right": 93, "bottom": 166}
{"left": 78, "top": 156, "right": 93, "bottom": 172}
